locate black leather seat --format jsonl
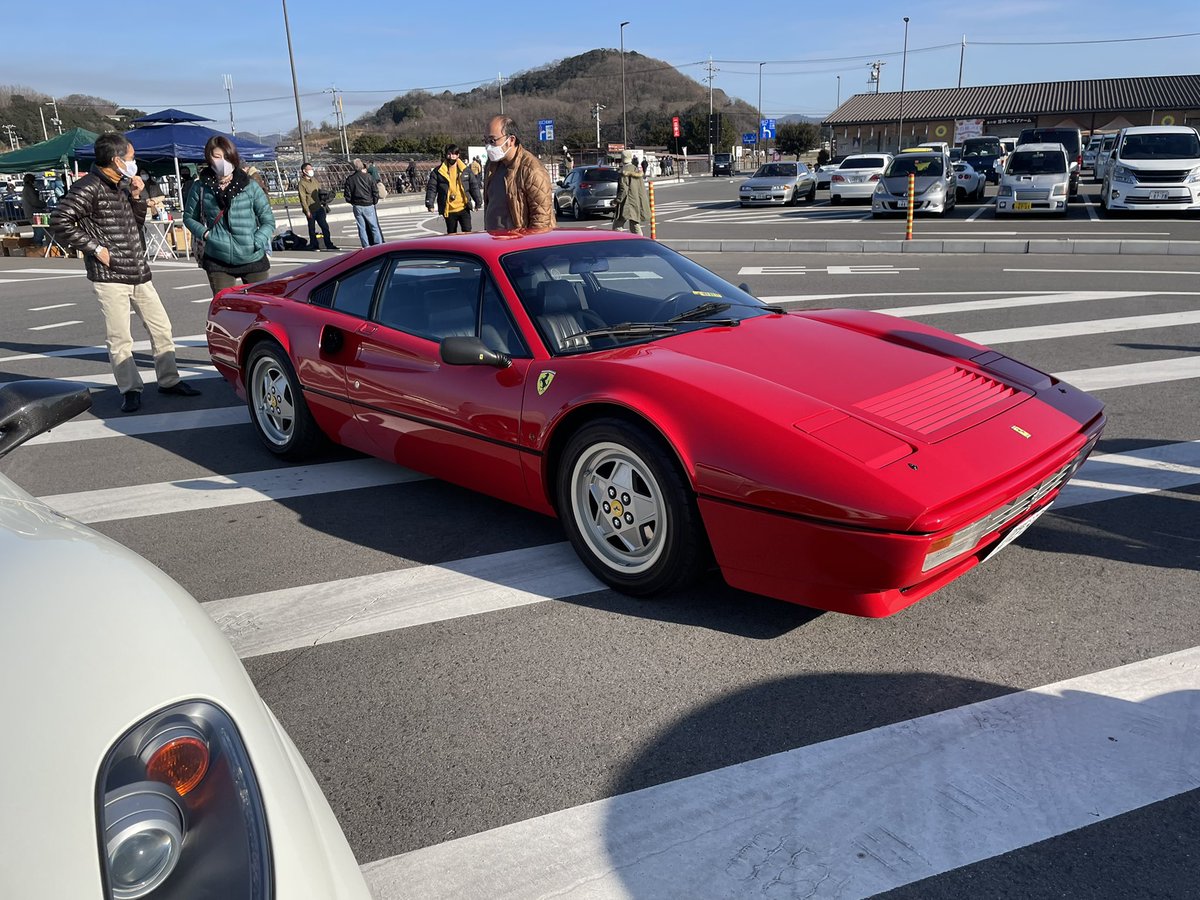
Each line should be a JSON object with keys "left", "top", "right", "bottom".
{"left": 537, "top": 281, "right": 602, "bottom": 352}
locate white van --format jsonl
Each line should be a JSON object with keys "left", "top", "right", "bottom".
{"left": 1101, "top": 125, "right": 1200, "bottom": 213}
{"left": 995, "top": 143, "right": 1070, "bottom": 215}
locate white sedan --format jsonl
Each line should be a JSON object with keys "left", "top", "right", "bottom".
{"left": 829, "top": 154, "right": 892, "bottom": 203}
{"left": 953, "top": 161, "right": 988, "bottom": 201}
{"left": 0, "top": 380, "right": 372, "bottom": 900}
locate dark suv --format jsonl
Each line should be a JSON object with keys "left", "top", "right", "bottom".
{"left": 1018, "top": 127, "right": 1082, "bottom": 197}
{"left": 960, "top": 136, "right": 1004, "bottom": 184}
{"left": 713, "top": 153, "right": 734, "bottom": 176}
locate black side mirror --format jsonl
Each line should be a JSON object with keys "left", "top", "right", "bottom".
{"left": 0, "top": 380, "right": 92, "bottom": 460}
{"left": 440, "top": 336, "right": 511, "bottom": 368}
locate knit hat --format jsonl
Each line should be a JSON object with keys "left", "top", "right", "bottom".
{"left": 621, "top": 149, "right": 634, "bottom": 164}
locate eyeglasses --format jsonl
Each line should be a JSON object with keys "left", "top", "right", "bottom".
{"left": 483, "top": 135, "right": 507, "bottom": 146}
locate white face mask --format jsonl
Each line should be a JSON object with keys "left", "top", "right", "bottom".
{"left": 118, "top": 158, "right": 138, "bottom": 178}
{"left": 486, "top": 139, "right": 508, "bottom": 163}
{"left": 211, "top": 158, "right": 234, "bottom": 179}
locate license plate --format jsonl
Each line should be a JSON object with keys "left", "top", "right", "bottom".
{"left": 982, "top": 504, "right": 1050, "bottom": 563}
{"left": 1150, "top": 190, "right": 1169, "bottom": 201}
{"left": 1014, "top": 201, "right": 1032, "bottom": 210}
{"left": 753, "top": 194, "right": 770, "bottom": 200}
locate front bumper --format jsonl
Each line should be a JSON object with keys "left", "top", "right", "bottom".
{"left": 872, "top": 193, "right": 949, "bottom": 214}
{"left": 740, "top": 187, "right": 794, "bottom": 205}
{"left": 1106, "top": 183, "right": 1200, "bottom": 211}
{"left": 996, "top": 196, "right": 1068, "bottom": 214}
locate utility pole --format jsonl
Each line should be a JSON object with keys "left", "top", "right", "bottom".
{"left": 39, "top": 107, "right": 49, "bottom": 142}
{"left": 620, "top": 21, "right": 630, "bottom": 147}
{"left": 324, "top": 87, "right": 350, "bottom": 159}
{"left": 868, "top": 60, "right": 885, "bottom": 93}
{"left": 898, "top": 17, "right": 910, "bottom": 152}
{"left": 705, "top": 56, "right": 719, "bottom": 162}
{"left": 958, "top": 35, "right": 966, "bottom": 88}
{"left": 223, "top": 74, "right": 236, "bottom": 134}
{"left": 46, "top": 98, "right": 62, "bottom": 135}
{"left": 2, "top": 125, "right": 21, "bottom": 150}
{"left": 592, "top": 102, "right": 606, "bottom": 153}
{"left": 281, "top": 0, "right": 308, "bottom": 160}
{"left": 758, "top": 62, "right": 765, "bottom": 166}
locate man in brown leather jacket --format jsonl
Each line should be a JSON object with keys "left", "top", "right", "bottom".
{"left": 50, "top": 132, "right": 199, "bottom": 413}
{"left": 482, "top": 116, "right": 555, "bottom": 232}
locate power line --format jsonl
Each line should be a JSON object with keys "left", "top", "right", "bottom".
{"left": 972, "top": 30, "right": 1200, "bottom": 46}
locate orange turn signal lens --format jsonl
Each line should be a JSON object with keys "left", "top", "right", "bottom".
{"left": 928, "top": 534, "right": 955, "bottom": 553}
{"left": 145, "top": 736, "right": 210, "bottom": 796}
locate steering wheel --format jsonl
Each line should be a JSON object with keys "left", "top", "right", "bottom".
{"left": 650, "top": 290, "right": 699, "bottom": 320}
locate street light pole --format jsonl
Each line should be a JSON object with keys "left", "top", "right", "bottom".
{"left": 836, "top": 74, "right": 841, "bottom": 108}
{"left": 38, "top": 107, "right": 48, "bottom": 142}
{"left": 281, "top": 0, "right": 308, "bottom": 160}
{"left": 620, "top": 21, "right": 630, "bottom": 147}
{"left": 758, "top": 62, "right": 765, "bottom": 165}
{"left": 898, "top": 16, "right": 910, "bottom": 153}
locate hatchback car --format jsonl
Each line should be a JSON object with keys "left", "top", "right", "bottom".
{"left": 712, "top": 153, "right": 734, "bottom": 176}
{"left": 554, "top": 166, "right": 620, "bottom": 219}
{"left": 872, "top": 152, "right": 956, "bottom": 215}
{"left": 829, "top": 154, "right": 892, "bottom": 204}
{"left": 0, "top": 380, "right": 372, "bottom": 900}
{"left": 995, "top": 143, "right": 1070, "bottom": 215}
{"left": 1018, "top": 127, "right": 1082, "bottom": 196}
{"left": 739, "top": 161, "right": 817, "bottom": 206}
{"left": 1101, "top": 125, "right": 1200, "bottom": 214}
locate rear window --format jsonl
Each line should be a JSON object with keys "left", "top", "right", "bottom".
{"left": 886, "top": 156, "right": 943, "bottom": 177}
{"left": 1007, "top": 150, "right": 1067, "bottom": 175}
{"left": 962, "top": 138, "right": 1001, "bottom": 157}
{"left": 1019, "top": 129, "right": 1080, "bottom": 155}
{"left": 581, "top": 169, "right": 620, "bottom": 182}
{"left": 714, "top": 154, "right": 732, "bottom": 163}
{"left": 1119, "top": 131, "right": 1200, "bottom": 160}
{"left": 840, "top": 157, "right": 886, "bottom": 169}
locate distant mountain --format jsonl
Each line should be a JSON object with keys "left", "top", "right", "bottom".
{"left": 347, "top": 50, "right": 761, "bottom": 154}
{"left": 0, "top": 85, "right": 143, "bottom": 151}
{"left": 777, "top": 114, "right": 824, "bottom": 125}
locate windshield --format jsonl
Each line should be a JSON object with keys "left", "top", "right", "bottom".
{"left": 1120, "top": 131, "right": 1200, "bottom": 160}
{"left": 886, "top": 156, "right": 943, "bottom": 177}
{"left": 754, "top": 163, "right": 797, "bottom": 178}
{"left": 501, "top": 241, "right": 771, "bottom": 355}
{"left": 962, "top": 138, "right": 1001, "bottom": 157}
{"left": 1020, "top": 129, "right": 1080, "bottom": 154}
{"left": 840, "top": 157, "right": 886, "bottom": 169}
{"left": 1007, "top": 150, "right": 1067, "bottom": 175}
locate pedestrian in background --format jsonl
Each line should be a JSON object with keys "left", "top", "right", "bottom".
{"left": 613, "top": 149, "right": 649, "bottom": 234}
{"left": 21, "top": 173, "right": 47, "bottom": 245}
{"left": 640, "top": 156, "right": 648, "bottom": 177}
{"left": 184, "top": 135, "right": 276, "bottom": 295}
{"left": 298, "top": 161, "right": 339, "bottom": 251}
{"left": 50, "top": 131, "right": 200, "bottom": 413}
{"left": 425, "top": 144, "right": 481, "bottom": 233}
{"left": 367, "top": 161, "right": 387, "bottom": 199}
{"left": 406, "top": 158, "right": 418, "bottom": 192}
{"left": 482, "top": 115, "right": 554, "bottom": 231}
{"left": 344, "top": 158, "right": 383, "bottom": 246}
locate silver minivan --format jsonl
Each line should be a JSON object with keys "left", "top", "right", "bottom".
{"left": 995, "top": 143, "right": 1070, "bottom": 215}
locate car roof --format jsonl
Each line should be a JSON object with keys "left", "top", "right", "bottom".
{"left": 1119, "top": 125, "right": 1198, "bottom": 135}
{"left": 1012, "top": 143, "right": 1068, "bottom": 154}
{"left": 842, "top": 153, "right": 890, "bottom": 161}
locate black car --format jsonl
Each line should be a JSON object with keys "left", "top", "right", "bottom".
{"left": 712, "top": 153, "right": 734, "bottom": 176}
{"left": 1018, "top": 127, "right": 1082, "bottom": 196}
{"left": 960, "top": 136, "right": 1004, "bottom": 184}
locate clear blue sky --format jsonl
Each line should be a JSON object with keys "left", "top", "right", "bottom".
{"left": 8, "top": 1, "right": 1198, "bottom": 138}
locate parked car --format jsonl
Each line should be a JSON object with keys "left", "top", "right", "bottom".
{"left": 554, "top": 166, "right": 620, "bottom": 219}
{"left": 949, "top": 147, "right": 963, "bottom": 161}
{"left": 953, "top": 160, "right": 988, "bottom": 201}
{"left": 1018, "top": 127, "right": 1082, "bottom": 197}
{"left": 1100, "top": 125, "right": 1200, "bottom": 214}
{"left": 960, "top": 136, "right": 1005, "bottom": 184}
{"left": 738, "top": 161, "right": 817, "bottom": 206}
{"left": 1083, "top": 135, "right": 1103, "bottom": 169}
{"left": 0, "top": 380, "right": 372, "bottom": 900}
{"left": 995, "top": 143, "right": 1070, "bottom": 215}
{"left": 815, "top": 156, "right": 847, "bottom": 189}
{"left": 871, "top": 151, "right": 957, "bottom": 216}
{"left": 712, "top": 153, "right": 734, "bottom": 176}
{"left": 1093, "top": 133, "right": 1118, "bottom": 182}
{"left": 206, "top": 229, "right": 1104, "bottom": 617}
{"left": 829, "top": 154, "right": 892, "bottom": 204}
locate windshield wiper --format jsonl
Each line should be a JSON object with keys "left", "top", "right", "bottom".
{"left": 668, "top": 301, "right": 732, "bottom": 322}
{"left": 563, "top": 322, "right": 680, "bottom": 342}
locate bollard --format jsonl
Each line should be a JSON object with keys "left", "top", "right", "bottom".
{"left": 905, "top": 171, "right": 915, "bottom": 240}
{"left": 648, "top": 178, "right": 657, "bottom": 240}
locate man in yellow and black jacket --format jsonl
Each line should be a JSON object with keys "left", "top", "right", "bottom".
{"left": 425, "top": 144, "right": 483, "bottom": 233}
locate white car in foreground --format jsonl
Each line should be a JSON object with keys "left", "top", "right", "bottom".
{"left": 0, "top": 381, "right": 371, "bottom": 900}
{"left": 1101, "top": 125, "right": 1200, "bottom": 214}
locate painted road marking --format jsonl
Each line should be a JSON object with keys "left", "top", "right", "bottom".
{"left": 1005, "top": 268, "right": 1200, "bottom": 276}
{"left": 741, "top": 265, "right": 920, "bottom": 276}
{"left": 28, "top": 302, "right": 75, "bottom": 311}
{"left": 0, "top": 334, "right": 207, "bottom": 363}
{"left": 25, "top": 406, "right": 250, "bottom": 445}
{"left": 361, "top": 647, "right": 1200, "bottom": 899}
{"left": 0, "top": 365, "right": 219, "bottom": 389}
{"left": 961, "top": 310, "right": 1200, "bottom": 345}
{"left": 29, "top": 320, "right": 83, "bottom": 331}
{"left": 883, "top": 290, "right": 1151, "bottom": 317}
{"left": 1055, "top": 356, "right": 1200, "bottom": 392}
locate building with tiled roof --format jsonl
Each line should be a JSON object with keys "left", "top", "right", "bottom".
{"left": 824, "top": 74, "right": 1200, "bottom": 154}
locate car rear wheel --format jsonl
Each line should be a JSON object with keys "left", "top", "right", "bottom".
{"left": 572, "top": 200, "right": 584, "bottom": 220}
{"left": 806, "top": 183, "right": 816, "bottom": 201}
{"left": 245, "top": 343, "right": 324, "bottom": 460}
{"left": 557, "top": 419, "right": 707, "bottom": 597}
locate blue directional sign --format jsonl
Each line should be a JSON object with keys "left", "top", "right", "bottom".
{"left": 760, "top": 118, "right": 776, "bottom": 140}
{"left": 742, "top": 132, "right": 757, "bottom": 145}
{"left": 538, "top": 119, "right": 555, "bottom": 141}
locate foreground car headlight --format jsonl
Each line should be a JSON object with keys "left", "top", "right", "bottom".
{"left": 1187, "top": 165, "right": 1200, "bottom": 183}
{"left": 1052, "top": 182, "right": 1068, "bottom": 196}
{"left": 997, "top": 185, "right": 1013, "bottom": 197}
{"left": 98, "top": 702, "right": 271, "bottom": 900}
{"left": 1112, "top": 165, "right": 1136, "bottom": 184}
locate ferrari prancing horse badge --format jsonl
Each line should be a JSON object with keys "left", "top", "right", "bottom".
{"left": 537, "top": 371, "right": 556, "bottom": 395}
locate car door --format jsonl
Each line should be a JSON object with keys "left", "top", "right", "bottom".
{"left": 556, "top": 170, "right": 577, "bottom": 213}
{"left": 343, "top": 252, "right": 535, "bottom": 507}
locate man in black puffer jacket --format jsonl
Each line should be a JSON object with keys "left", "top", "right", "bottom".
{"left": 50, "top": 132, "right": 200, "bottom": 413}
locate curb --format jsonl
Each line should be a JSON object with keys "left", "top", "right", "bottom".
{"left": 658, "top": 238, "right": 1200, "bottom": 256}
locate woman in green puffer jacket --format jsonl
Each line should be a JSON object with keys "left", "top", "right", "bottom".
{"left": 184, "top": 134, "right": 276, "bottom": 294}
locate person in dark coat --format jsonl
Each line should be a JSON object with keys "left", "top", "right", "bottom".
{"left": 49, "top": 132, "right": 200, "bottom": 413}
{"left": 344, "top": 158, "right": 383, "bottom": 246}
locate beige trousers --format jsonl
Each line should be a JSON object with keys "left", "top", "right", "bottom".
{"left": 92, "top": 280, "right": 179, "bottom": 394}
{"left": 612, "top": 217, "right": 643, "bottom": 234}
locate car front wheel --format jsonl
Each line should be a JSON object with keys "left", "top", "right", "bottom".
{"left": 245, "top": 343, "right": 324, "bottom": 460}
{"left": 557, "top": 419, "right": 707, "bottom": 596}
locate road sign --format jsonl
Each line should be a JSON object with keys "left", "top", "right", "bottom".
{"left": 672, "top": 116, "right": 680, "bottom": 138}
{"left": 760, "top": 118, "right": 775, "bottom": 140}
{"left": 742, "top": 133, "right": 757, "bottom": 145}
{"left": 607, "top": 143, "right": 625, "bottom": 152}
{"left": 538, "top": 119, "right": 555, "bottom": 141}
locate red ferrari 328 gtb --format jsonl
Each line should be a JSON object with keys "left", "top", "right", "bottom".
{"left": 207, "top": 230, "right": 1104, "bottom": 617}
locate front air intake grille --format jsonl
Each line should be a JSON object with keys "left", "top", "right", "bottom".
{"left": 857, "top": 367, "right": 1018, "bottom": 436}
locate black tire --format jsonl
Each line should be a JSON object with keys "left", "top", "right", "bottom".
{"left": 572, "top": 200, "right": 585, "bottom": 220}
{"left": 830, "top": 195, "right": 841, "bottom": 205}
{"left": 244, "top": 343, "right": 325, "bottom": 461}
{"left": 557, "top": 418, "right": 707, "bottom": 597}
{"left": 806, "top": 183, "right": 817, "bottom": 202}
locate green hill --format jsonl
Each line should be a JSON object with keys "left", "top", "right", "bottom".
{"left": 0, "top": 86, "right": 142, "bottom": 152}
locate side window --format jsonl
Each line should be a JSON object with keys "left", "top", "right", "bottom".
{"left": 374, "top": 256, "right": 483, "bottom": 342}
{"left": 480, "top": 278, "right": 528, "bottom": 358}
{"left": 331, "top": 260, "right": 384, "bottom": 318}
